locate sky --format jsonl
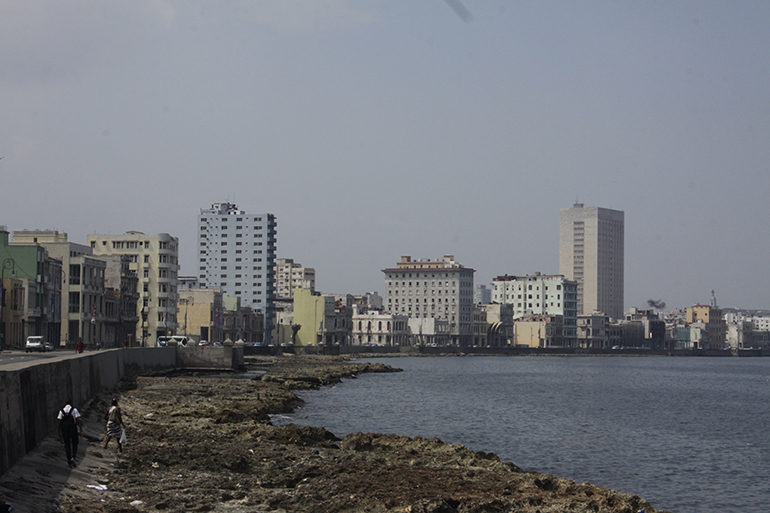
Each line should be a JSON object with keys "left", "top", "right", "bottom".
{"left": 2, "top": 1, "right": 769, "bottom": 311}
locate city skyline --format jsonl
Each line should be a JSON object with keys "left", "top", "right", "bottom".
{"left": 2, "top": 2, "right": 770, "bottom": 310}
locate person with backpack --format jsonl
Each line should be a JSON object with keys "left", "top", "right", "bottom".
{"left": 57, "top": 400, "right": 83, "bottom": 468}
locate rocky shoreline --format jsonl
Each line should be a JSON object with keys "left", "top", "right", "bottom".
{"left": 52, "top": 355, "right": 670, "bottom": 513}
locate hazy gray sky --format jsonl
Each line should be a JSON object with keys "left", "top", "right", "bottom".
{"left": 2, "top": 1, "right": 769, "bottom": 310}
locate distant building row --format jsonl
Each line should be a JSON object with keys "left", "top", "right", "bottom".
{"left": 0, "top": 228, "right": 171, "bottom": 349}
{"left": 0, "top": 226, "right": 269, "bottom": 349}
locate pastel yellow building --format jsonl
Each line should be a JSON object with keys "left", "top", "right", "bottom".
{"left": 292, "top": 288, "right": 350, "bottom": 346}
{"left": 177, "top": 289, "right": 224, "bottom": 344}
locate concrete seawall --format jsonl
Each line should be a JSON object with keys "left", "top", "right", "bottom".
{"left": 0, "top": 346, "right": 244, "bottom": 477}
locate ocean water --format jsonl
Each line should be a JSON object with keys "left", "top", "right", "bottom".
{"left": 273, "top": 356, "right": 770, "bottom": 513}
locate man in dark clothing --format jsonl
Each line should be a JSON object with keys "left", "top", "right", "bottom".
{"left": 57, "top": 400, "right": 83, "bottom": 468}
{"left": 0, "top": 492, "right": 13, "bottom": 512}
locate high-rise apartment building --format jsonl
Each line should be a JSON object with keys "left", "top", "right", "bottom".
{"left": 383, "top": 255, "right": 475, "bottom": 346}
{"left": 559, "top": 203, "right": 624, "bottom": 320}
{"left": 197, "top": 202, "right": 277, "bottom": 342}
{"left": 274, "top": 258, "right": 315, "bottom": 299}
{"left": 88, "top": 231, "right": 179, "bottom": 346}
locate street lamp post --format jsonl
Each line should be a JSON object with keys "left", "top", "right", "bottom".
{"left": 181, "top": 296, "right": 194, "bottom": 337}
{"left": 141, "top": 297, "right": 150, "bottom": 347}
{"left": 167, "top": 293, "right": 175, "bottom": 335}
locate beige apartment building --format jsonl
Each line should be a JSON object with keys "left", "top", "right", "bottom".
{"left": 559, "top": 203, "right": 624, "bottom": 320}
{"left": 513, "top": 314, "right": 564, "bottom": 348}
{"left": 274, "top": 258, "right": 315, "bottom": 299}
{"left": 87, "top": 232, "right": 179, "bottom": 346}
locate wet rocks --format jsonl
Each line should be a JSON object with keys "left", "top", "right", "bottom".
{"left": 55, "top": 356, "right": 669, "bottom": 513}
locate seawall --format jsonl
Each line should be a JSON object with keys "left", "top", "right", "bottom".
{"left": 333, "top": 345, "right": 769, "bottom": 357}
{"left": 0, "top": 346, "right": 244, "bottom": 477}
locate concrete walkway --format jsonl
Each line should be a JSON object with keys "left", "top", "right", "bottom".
{"left": 0, "top": 392, "right": 123, "bottom": 513}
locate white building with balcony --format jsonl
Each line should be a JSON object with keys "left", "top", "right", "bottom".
{"left": 492, "top": 273, "right": 578, "bottom": 347}
{"left": 351, "top": 304, "right": 409, "bottom": 346}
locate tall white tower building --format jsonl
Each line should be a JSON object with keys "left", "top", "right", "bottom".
{"left": 197, "top": 202, "right": 277, "bottom": 341}
{"left": 559, "top": 203, "right": 624, "bottom": 319}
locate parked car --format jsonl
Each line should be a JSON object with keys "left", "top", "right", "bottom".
{"left": 157, "top": 335, "right": 190, "bottom": 347}
{"left": 198, "top": 340, "right": 210, "bottom": 346}
{"left": 25, "top": 336, "right": 45, "bottom": 352}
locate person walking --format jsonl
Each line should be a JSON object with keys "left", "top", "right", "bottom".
{"left": 0, "top": 492, "right": 13, "bottom": 512}
{"left": 103, "top": 397, "right": 124, "bottom": 452}
{"left": 57, "top": 399, "right": 83, "bottom": 468}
